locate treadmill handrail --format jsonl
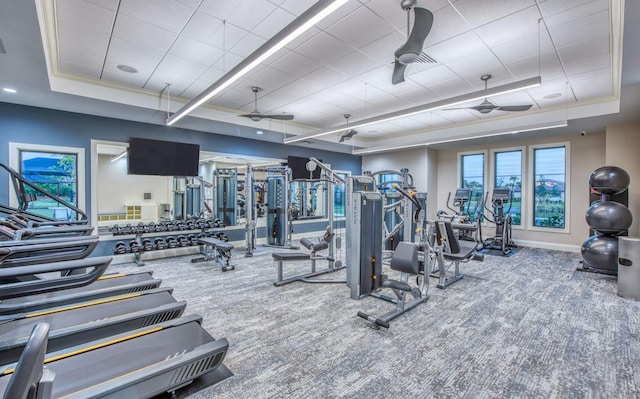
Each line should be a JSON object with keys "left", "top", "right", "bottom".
{"left": 2, "top": 323, "right": 51, "bottom": 399}
{"left": 0, "top": 256, "right": 112, "bottom": 299}
{"left": 0, "top": 237, "right": 99, "bottom": 267}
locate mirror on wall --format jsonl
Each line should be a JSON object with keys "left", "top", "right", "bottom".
{"left": 95, "top": 143, "right": 329, "bottom": 234}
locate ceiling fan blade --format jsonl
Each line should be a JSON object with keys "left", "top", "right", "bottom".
{"left": 494, "top": 104, "right": 534, "bottom": 112}
{"left": 239, "top": 114, "right": 263, "bottom": 120}
{"left": 394, "top": 7, "right": 434, "bottom": 64}
{"left": 392, "top": 61, "right": 407, "bottom": 85}
{"left": 260, "top": 114, "right": 294, "bottom": 121}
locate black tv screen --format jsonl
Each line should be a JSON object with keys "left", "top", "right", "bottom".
{"left": 127, "top": 137, "right": 199, "bottom": 176}
{"left": 288, "top": 156, "right": 322, "bottom": 180}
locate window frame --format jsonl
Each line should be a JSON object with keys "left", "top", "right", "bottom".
{"left": 527, "top": 142, "right": 571, "bottom": 233}
{"left": 9, "top": 142, "right": 86, "bottom": 216}
{"left": 489, "top": 146, "right": 526, "bottom": 230}
{"left": 457, "top": 150, "right": 488, "bottom": 221}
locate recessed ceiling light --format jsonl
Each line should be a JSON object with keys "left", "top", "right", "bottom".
{"left": 543, "top": 92, "right": 562, "bottom": 99}
{"left": 256, "top": 130, "right": 264, "bottom": 135}
{"left": 3, "top": 87, "right": 17, "bottom": 93}
{"left": 117, "top": 64, "right": 138, "bottom": 73}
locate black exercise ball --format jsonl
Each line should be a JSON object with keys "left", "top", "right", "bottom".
{"left": 581, "top": 235, "right": 619, "bottom": 272}
{"left": 586, "top": 201, "right": 633, "bottom": 234}
{"left": 588, "top": 166, "right": 630, "bottom": 195}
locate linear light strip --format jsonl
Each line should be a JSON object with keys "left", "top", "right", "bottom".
{"left": 110, "top": 150, "right": 127, "bottom": 163}
{"left": 284, "top": 76, "right": 542, "bottom": 144}
{"left": 166, "top": 0, "right": 349, "bottom": 126}
{"left": 351, "top": 120, "right": 568, "bottom": 155}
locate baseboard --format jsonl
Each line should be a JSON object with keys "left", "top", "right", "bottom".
{"left": 514, "top": 239, "right": 581, "bottom": 253}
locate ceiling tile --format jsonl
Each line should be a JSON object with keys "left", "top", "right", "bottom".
{"left": 197, "top": 66, "right": 224, "bottom": 84}
{"left": 359, "top": 30, "right": 406, "bottom": 65}
{"left": 445, "top": 49, "right": 505, "bottom": 81}
{"left": 145, "top": 69, "right": 195, "bottom": 93}
{"left": 59, "top": 60, "right": 102, "bottom": 79}
{"left": 408, "top": 64, "right": 459, "bottom": 86}
{"left": 269, "top": 51, "right": 321, "bottom": 78}
{"left": 543, "top": 0, "right": 608, "bottom": 27}
{"left": 425, "top": 31, "right": 488, "bottom": 64}
{"left": 505, "top": 51, "right": 565, "bottom": 82}
{"left": 226, "top": 1, "right": 277, "bottom": 32}
{"left": 451, "top": 0, "right": 536, "bottom": 28}
{"left": 198, "top": 0, "right": 237, "bottom": 20}
{"left": 229, "top": 32, "right": 267, "bottom": 58}
{"left": 569, "top": 67, "right": 613, "bottom": 100}
{"left": 557, "top": 34, "right": 610, "bottom": 64}
{"left": 119, "top": 0, "right": 196, "bottom": 33}
{"left": 252, "top": 7, "right": 296, "bottom": 39}
{"left": 157, "top": 54, "right": 209, "bottom": 79}
{"left": 329, "top": 51, "right": 381, "bottom": 77}
{"left": 57, "top": 0, "right": 115, "bottom": 34}
{"left": 112, "top": 13, "right": 177, "bottom": 53}
{"left": 84, "top": 0, "right": 119, "bottom": 11}
{"left": 491, "top": 31, "right": 555, "bottom": 64}
{"left": 562, "top": 50, "right": 610, "bottom": 77}
{"left": 101, "top": 68, "right": 150, "bottom": 88}
{"left": 106, "top": 37, "right": 165, "bottom": 68}
{"left": 278, "top": 0, "right": 317, "bottom": 16}
{"left": 302, "top": 66, "right": 349, "bottom": 87}
{"left": 314, "top": 1, "right": 363, "bottom": 30}
{"left": 547, "top": 10, "right": 609, "bottom": 48}
{"left": 423, "top": 5, "right": 471, "bottom": 46}
{"left": 325, "top": 7, "right": 395, "bottom": 48}
{"left": 426, "top": 77, "right": 475, "bottom": 98}
{"left": 245, "top": 66, "right": 297, "bottom": 90}
{"left": 169, "top": 36, "right": 224, "bottom": 65}
{"left": 180, "top": 11, "right": 223, "bottom": 44}
{"left": 57, "top": 27, "right": 108, "bottom": 69}
{"left": 179, "top": 79, "right": 214, "bottom": 98}
{"left": 474, "top": 5, "right": 541, "bottom": 48}
{"left": 538, "top": 0, "right": 601, "bottom": 18}
{"left": 293, "top": 31, "right": 354, "bottom": 64}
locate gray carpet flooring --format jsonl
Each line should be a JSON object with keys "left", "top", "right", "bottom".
{"left": 112, "top": 246, "right": 640, "bottom": 398}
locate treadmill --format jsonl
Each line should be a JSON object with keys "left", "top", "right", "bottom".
{"left": 0, "top": 235, "right": 99, "bottom": 267}
{"left": 0, "top": 317, "right": 229, "bottom": 398}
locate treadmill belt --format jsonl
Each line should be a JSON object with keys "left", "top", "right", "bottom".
{"left": 0, "top": 290, "right": 176, "bottom": 343}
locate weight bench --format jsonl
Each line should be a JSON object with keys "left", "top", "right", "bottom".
{"left": 272, "top": 227, "right": 344, "bottom": 286}
{"left": 430, "top": 220, "right": 484, "bottom": 289}
{"left": 191, "top": 237, "right": 235, "bottom": 271}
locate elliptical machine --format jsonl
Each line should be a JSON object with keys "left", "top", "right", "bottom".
{"left": 437, "top": 188, "right": 482, "bottom": 243}
{"left": 481, "top": 187, "right": 516, "bottom": 255}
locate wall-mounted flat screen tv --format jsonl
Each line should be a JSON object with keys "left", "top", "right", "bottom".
{"left": 127, "top": 137, "right": 199, "bottom": 176}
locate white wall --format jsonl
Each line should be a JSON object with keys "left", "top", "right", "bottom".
{"left": 605, "top": 122, "right": 640, "bottom": 236}
{"left": 97, "top": 154, "right": 172, "bottom": 214}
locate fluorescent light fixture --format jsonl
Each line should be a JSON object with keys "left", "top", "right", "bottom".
{"left": 352, "top": 120, "right": 568, "bottom": 155}
{"left": 166, "top": 0, "right": 349, "bottom": 126}
{"left": 256, "top": 130, "right": 264, "bottom": 135}
{"left": 3, "top": 88, "right": 17, "bottom": 93}
{"left": 110, "top": 150, "right": 128, "bottom": 163}
{"left": 284, "top": 76, "right": 542, "bottom": 144}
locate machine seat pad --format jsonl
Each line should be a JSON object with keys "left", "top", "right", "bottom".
{"left": 382, "top": 279, "right": 412, "bottom": 292}
{"left": 444, "top": 240, "right": 478, "bottom": 260}
{"left": 198, "top": 238, "right": 234, "bottom": 251}
{"left": 300, "top": 238, "right": 329, "bottom": 252}
{"left": 390, "top": 242, "right": 420, "bottom": 274}
{"left": 272, "top": 252, "right": 311, "bottom": 261}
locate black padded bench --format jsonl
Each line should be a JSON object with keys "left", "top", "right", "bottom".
{"left": 191, "top": 237, "right": 235, "bottom": 271}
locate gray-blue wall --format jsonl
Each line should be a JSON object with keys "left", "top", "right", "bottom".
{"left": 0, "top": 102, "right": 361, "bottom": 219}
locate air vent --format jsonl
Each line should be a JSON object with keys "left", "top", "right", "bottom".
{"left": 0, "top": 39, "right": 6, "bottom": 54}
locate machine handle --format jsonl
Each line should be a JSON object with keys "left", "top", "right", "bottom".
{"left": 619, "top": 258, "right": 633, "bottom": 267}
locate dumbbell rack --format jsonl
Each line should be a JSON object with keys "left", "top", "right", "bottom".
{"left": 109, "top": 219, "right": 228, "bottom": 266}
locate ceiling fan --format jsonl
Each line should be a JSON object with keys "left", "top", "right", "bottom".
{"left": 338, "top": 114, "right": 357, "bottom": 143}
{"left": 239, "top": 87, "right": 294, "bottom": 121}
{"left": 445, "top": 74, "right": 534, "bottom": 114}
{"left": 392, "top": 0, "right": 435, "bottom": 85}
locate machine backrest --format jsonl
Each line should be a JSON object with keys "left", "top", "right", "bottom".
{"left": 436, "top": 221, "right": 461, "bottom": 255}
{"left": 390, "top": 242, "right": 419, "bottom": 275}
{"left": 3, "top": 323, "right": 50, "bottom": 399}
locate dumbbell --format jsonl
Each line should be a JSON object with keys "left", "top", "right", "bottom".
{"left": 166, "top": 236, "right": 178, "bottom": 248}
{"left": 177, "top": 235, "right": 189, "bottom": 247}
{"left": 154, "top": 237, "right": 167, "bottom": 250}
{"left": 142, "top": 238, "right": 154, "bottom": 251}
{"left": 110, "top": 224, "right": 122, "bottom": 235}
{"left": 129, "top": 240, "right": 141, "bottom": 253}
{"left": 215, "top": 232, "right": 229, "bottom": 242}
{"left": 113, "top": 241, "right": 128, "bottom": 254}
{"left": 188, "top": 234, "right": 199, "bottom": 246}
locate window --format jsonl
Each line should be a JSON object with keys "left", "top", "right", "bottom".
{"left": 460, "top": 152, "right": 485, "bottom": 218}
{"left": 531, "top": 144, "right": 569, "bottom": 229}
{"left": 333, "top": 172, "right": 349, "bottom": 218}
{"left": 494, "top": 150, "right": 522, "bottom": 225}
{"left": 9, "top": 142, "right": 85, "bottom": 221}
